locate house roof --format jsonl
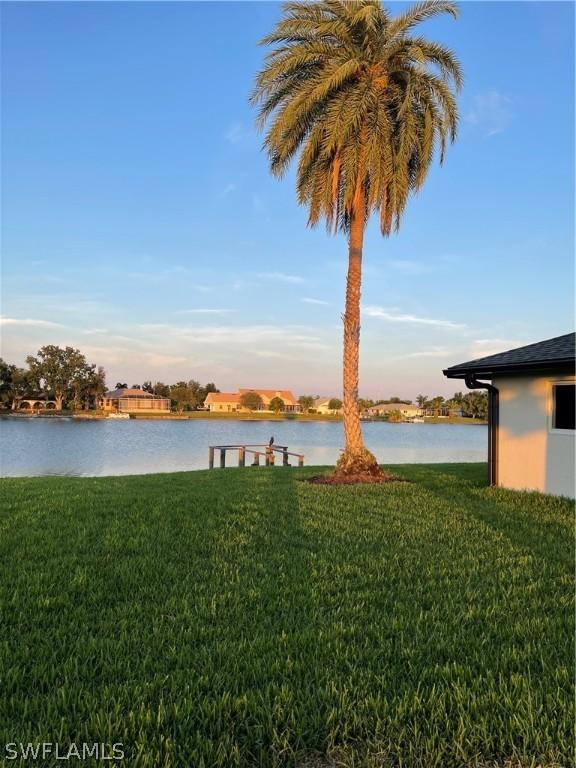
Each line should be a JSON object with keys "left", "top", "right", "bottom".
{"left": 237, "top": 389, "right": 297, "bottom": 405}
{"left": 444, "top": 333, "right": 576, "bottom": 378}
{"left": 204, "top": 392, "right": 240, "bottom": 404}
{"left": 104, "top": 388, "right": 169, "bottom": 399}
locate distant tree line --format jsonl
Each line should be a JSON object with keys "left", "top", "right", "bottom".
{"left": 415, "top": 391, "right": 488, "bottom": 419}
{"left": 1, "top": 345, "right": 220, "bottom": 413}
{"left": 355, "top": 392, "right": 488, "bottom": 420}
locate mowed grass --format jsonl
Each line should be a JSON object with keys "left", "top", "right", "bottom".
{"left": 0, "top": 464, "right": 573, "bottom": 768}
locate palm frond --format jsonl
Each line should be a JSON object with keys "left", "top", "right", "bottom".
{"left": 253, "top": 0, "right": 461, "bottom": 235}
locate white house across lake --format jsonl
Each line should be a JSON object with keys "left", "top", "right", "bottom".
{"left": 444, "top": 332, "right": 575, "bottom": 498}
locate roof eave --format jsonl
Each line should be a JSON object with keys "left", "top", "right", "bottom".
{"left": 443, "top": 359, "right": 576, "bottom": 379}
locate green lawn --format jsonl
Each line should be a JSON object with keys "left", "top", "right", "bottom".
{"left": 0, "top": 464, "right": 573, "bottom": 768}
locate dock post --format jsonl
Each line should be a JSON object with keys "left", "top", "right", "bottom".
{"left": 208, "top": 446, "right": 214, "bottom": 470}
{"left": 283, "top": 449, "right": 289, "bottom": 466}
{"left": 298, "top": 455, "right": 304, "bottom": 467}
{"left": 220, "top": 448, "right": 226, "bottom": 469}
{"left": 239, "top": 446, "right": 245, "bottom": 467}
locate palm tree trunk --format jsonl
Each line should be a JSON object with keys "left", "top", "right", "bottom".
{"left": 342, "top": 201, "right": 365, "bottom": 455}
{"left": 335, "top": 191, "right": 382, "bottom": 477}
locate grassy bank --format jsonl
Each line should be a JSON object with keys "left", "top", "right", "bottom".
{"left": 0, "top": 465, "right": 572, "bottom": 767}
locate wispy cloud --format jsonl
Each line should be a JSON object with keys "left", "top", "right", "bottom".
{"left": 135, "top": 322, "right": 330, "bottom": 351}
{"left": 469, "top": 338, "right": 524, "bottom": 358}
{"left": 0, "top": 316, "right": 63, "bottom": 328}
{"left": 400, "top": 346, "right": 453, "bottom": 359}
{"left": 465, "top": 89, "right": 513, "bottom": 137}
{"left": 225, "top": 121, "right": 249, "bottom": 144}
{"left": 143, "top": 353, "right": 188, "bottom": 367}
{"left": 219, "top": 183, "right": 237, "bottom": 198}
{"left": 301, "top": 297, "right": 329, "bottom": 306}
{"left": 175, "top": 309, "right": 236, "bottom": 315}
{"left": 363, "top": 306, "right": 465, "bottom": 330}
{"left": 258, "top": 272, "right": 305, "bottom": 284}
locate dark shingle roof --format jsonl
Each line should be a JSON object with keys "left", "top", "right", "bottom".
{"left": 104, "top": 388, "right": 156, "bottom": 398}
{"left": 444, "top": 333, "right": 575, "bottom": 378}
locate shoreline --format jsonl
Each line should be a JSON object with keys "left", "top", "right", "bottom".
{"left": 0, "top": 411, "right": 487, "bottom": 425}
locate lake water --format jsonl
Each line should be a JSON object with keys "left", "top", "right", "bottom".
{"left": 0, "top": 417, "right": 487, "bottom": 477}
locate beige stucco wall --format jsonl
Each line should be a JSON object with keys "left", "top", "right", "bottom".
{"left": 493, "top": 374, "right": 575, "bottom": 498}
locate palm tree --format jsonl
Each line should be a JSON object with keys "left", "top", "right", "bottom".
{"left": 416, "top": 394, "right": 428, "bottom": 409}
{"left": 252, "top": 0, "right": 462, "bottom": 477}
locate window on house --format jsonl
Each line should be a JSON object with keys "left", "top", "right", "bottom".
{"left": 552, "top": 384, "right": 575, "bottom": 430}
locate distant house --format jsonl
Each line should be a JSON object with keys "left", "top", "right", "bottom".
{"left": 312, "top": 397, "right": 342, "bottom": 415}
{"left": 13, "top": 394, "right": 57, "bottom": 411}
{"left": 444, "top": 332, "right": 575, "bottom": 498}
{"left": 100, "top": 388, "right": 171, "bottom": 414}
{"left": 363, "top": 403, "right": 421, "bottom": 419}
{"left": 204, "top": 389, "right": 300, "bottom": 413}
{"left": 204, "top": 392, "right": 241, "bottom": 412}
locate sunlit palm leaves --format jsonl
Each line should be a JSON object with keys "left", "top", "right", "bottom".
{"left": 252, "top": 0, "right": 462, "bottom": 235}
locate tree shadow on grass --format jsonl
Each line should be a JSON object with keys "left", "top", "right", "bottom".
{"left": 425, "top": 470, "right": 573, "bottom": 569}
{"left": 175, "top": 468, "right": 315, "bottom": 766}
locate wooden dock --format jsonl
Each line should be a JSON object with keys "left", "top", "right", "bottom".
{"left": 208, "top": 443, "right": 304, "bottom": 469}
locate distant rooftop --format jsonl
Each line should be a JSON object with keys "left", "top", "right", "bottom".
{"left": 237, "top": 388, "right": 297, "bottom": 404}
{"left": 444, "top": 333, "right": 576, "bottom": 378}
{"left": 104, "top": 388, "right": 156, "bottom": 398}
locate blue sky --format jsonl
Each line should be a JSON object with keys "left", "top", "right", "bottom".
{"left": 1, "top": 1, "right": 574, "bottom": 399}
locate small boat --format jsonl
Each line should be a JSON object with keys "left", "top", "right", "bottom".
{"left": 412, "top": 417, "right": 425, "bottom": 423}
{"left": 107, "top": 412, "right": 130, "bottom": 419}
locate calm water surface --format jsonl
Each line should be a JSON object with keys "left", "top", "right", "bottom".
{"left": 0, "top": 417, "right": 487, "bottom": 477}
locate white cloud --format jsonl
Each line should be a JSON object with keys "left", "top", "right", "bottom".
{"left": 0, "top": 316, "right": 63, "bottom": 328}
{"left": 258, "top": 272, "right": 305, "bottom": 284}
{"left": 465, "top": 90, "right": 513, "bottom": 137}
{"left": 301, "top": 297, "right": 330, "bottom": 306}
{"left": 363, "top": 306, "right": 465, "bottom": 330}
{"left": 468, "top": 338, "right": 523, "bottom": 359}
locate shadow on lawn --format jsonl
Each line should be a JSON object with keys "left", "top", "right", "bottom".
{"left": 203, "top": 469, "right": 316, "bottom": 763}
{"left": 426, "top": 469, "right": 573, "bottom": 569}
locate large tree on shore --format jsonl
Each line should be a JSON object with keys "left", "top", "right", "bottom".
{"left": 252, "top": 0, "right": 461, "bottom": 477}
{"left": 26, "top": 345, "right": 91, "bottom": 410}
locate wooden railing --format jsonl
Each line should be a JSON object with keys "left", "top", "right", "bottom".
{"left": 208, "top": 444, "right": 304, "bottom": 469}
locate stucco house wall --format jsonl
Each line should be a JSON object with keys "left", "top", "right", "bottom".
{"left": 493, "top": 374, "right": 575, "bottom": 498}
